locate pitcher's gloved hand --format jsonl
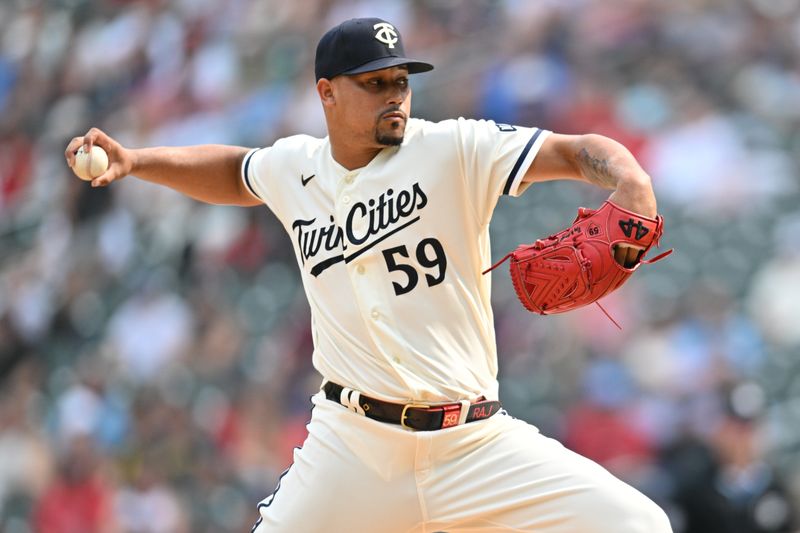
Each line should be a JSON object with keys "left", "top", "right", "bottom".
{"left": 484, "top": 201, "right": 672, "bottom": 327}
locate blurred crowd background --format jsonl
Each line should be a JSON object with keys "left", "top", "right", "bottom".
{"left": 1, "top": 0, "right": 800, "bottom": 531}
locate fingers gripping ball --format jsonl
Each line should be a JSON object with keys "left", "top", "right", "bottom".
{"left": 72, "top": 145, "right": 109, "bottom": 181}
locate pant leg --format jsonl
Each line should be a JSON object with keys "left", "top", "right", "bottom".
{"left": 252, "top": 393, "right": 424, "bottom": 533}
{"left": 422, "top": 412, "right": 672, "bottom": 533}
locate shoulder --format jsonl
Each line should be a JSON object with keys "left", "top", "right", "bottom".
{"left": 406, "top": 117, "right": 483, "bottom": 134}
{"left": 270, "top": 134, "right": 327, "bottom": 157}
{"left": 402, "top": 117, "right": 464, "bottom": 145}
{"left": 251, "top": 134, "right": 327, "bottom": 173}
{"left": 398, "top": 118, "right": 514, "bottom": 159}
{"left": 405, "top": 117, "right": 512, "bottom": 139}
{"left": 247, "top": 134, "right": 326, "bottom": 182}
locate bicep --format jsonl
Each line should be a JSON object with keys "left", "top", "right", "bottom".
{"left": 523, "top": 133, "right": 587, "bottom": 185}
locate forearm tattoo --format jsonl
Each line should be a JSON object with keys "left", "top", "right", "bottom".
{"left": 576, "top": 148, "right": 617, "bottom": 189}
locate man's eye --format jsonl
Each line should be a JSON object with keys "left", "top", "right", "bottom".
{"left": 397, "top": 78, "right": 408, "bottom": 87}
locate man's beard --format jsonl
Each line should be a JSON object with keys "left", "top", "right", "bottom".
{"left": 376, "top": 132, "right": 404, "bottom": 146}
{"left": 375, "top": 108, "right": 406, "bottom": 146}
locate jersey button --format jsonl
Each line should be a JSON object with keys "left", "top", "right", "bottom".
{"left": 356, "top": 265, "right": 365, "bottom": 274}
{"left": 371, "top": 309, "right": 380, "bottom": 320}
{"left": 344, "top": 175, "right": 354, "bottom": 184}
{"left": 392, "top": 356, "right": 401, "bottom": 365}
{"left": 342, "top": 195, "right": 351, "bottom": 204}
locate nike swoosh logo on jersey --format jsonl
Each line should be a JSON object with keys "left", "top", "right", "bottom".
{"left": 301, "top": 173, "right": 315, "bottom": 186}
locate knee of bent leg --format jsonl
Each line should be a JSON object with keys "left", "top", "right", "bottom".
{"left": 613, "top": 493, "right": 673, "bottom": 533}
{"left": 578, "top": 489, "right": 672, "bottom": 533}
{"left": 630, "top": 497, "right": 672, "bottom": 533}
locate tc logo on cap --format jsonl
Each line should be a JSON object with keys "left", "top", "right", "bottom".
{"left": 373, "top": 22, "right": 398, "bottom": 48}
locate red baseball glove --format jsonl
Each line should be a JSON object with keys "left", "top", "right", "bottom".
{"left": 484, "top": 201, "right": 672, "bottom": 327}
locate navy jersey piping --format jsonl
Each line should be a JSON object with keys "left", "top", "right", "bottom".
{"left": 503, "top": 128, "right": 543, "bottom": 195}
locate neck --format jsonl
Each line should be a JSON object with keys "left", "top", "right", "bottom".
{"left": 329, "top": 138, "right": 383, "bottom": 171}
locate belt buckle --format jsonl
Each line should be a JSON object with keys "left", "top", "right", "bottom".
{"left": 400, "top": 403, "right": 430, "bottom": 430}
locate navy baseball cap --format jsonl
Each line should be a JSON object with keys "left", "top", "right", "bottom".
{"left": 315, "top": 18, "right": 434, "bottom": 81}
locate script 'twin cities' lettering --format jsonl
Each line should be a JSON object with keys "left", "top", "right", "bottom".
{"left": 291, "top": 182, "right": 428, "bottom": 265}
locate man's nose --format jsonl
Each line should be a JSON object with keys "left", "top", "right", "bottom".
{"left": 386, "top": 85, "right": 407, "bottom": 105}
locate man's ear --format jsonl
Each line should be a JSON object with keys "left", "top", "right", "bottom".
{"left": 317, "top": 78, "right": 335, "bottom": 106}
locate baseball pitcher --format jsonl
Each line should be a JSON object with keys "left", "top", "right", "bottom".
{"left": 66, "top": 17, "right": 673, "bottom": 533}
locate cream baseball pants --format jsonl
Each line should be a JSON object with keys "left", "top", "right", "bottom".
{"left": 252, "top": 391, "right": 672, "bottom": 532}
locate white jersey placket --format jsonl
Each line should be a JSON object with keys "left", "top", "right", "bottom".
{"left": 332, "top": 155, "right": 418, "bottom": 396}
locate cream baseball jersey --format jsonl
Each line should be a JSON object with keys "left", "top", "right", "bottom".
{"left": 241, "top": 118, "right": 550, "bottom": 403}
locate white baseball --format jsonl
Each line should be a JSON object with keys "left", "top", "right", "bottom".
{"left": 72, "top": 145, "right": 109, "bottom": 181}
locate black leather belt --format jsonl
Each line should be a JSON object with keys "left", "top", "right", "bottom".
{"left": 323, "top": 381, "right": 502, "bottom": 431}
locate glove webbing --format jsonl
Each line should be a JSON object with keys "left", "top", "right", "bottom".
{"left": 483, "top": 239, "right": 672, "bottom": 329}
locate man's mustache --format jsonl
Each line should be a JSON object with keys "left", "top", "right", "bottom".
{"left": 379, "top": 107, "right": 407, "bottom": 120}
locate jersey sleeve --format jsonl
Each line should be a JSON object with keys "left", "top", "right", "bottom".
{"left": 454, "top": 118, "right": 550, "bottom": 225}
{"left": 240, "top": 147, "right": 278, "bottom": 212}
{"left": 241, "top": 135, "right": 323, "bottom": 223}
